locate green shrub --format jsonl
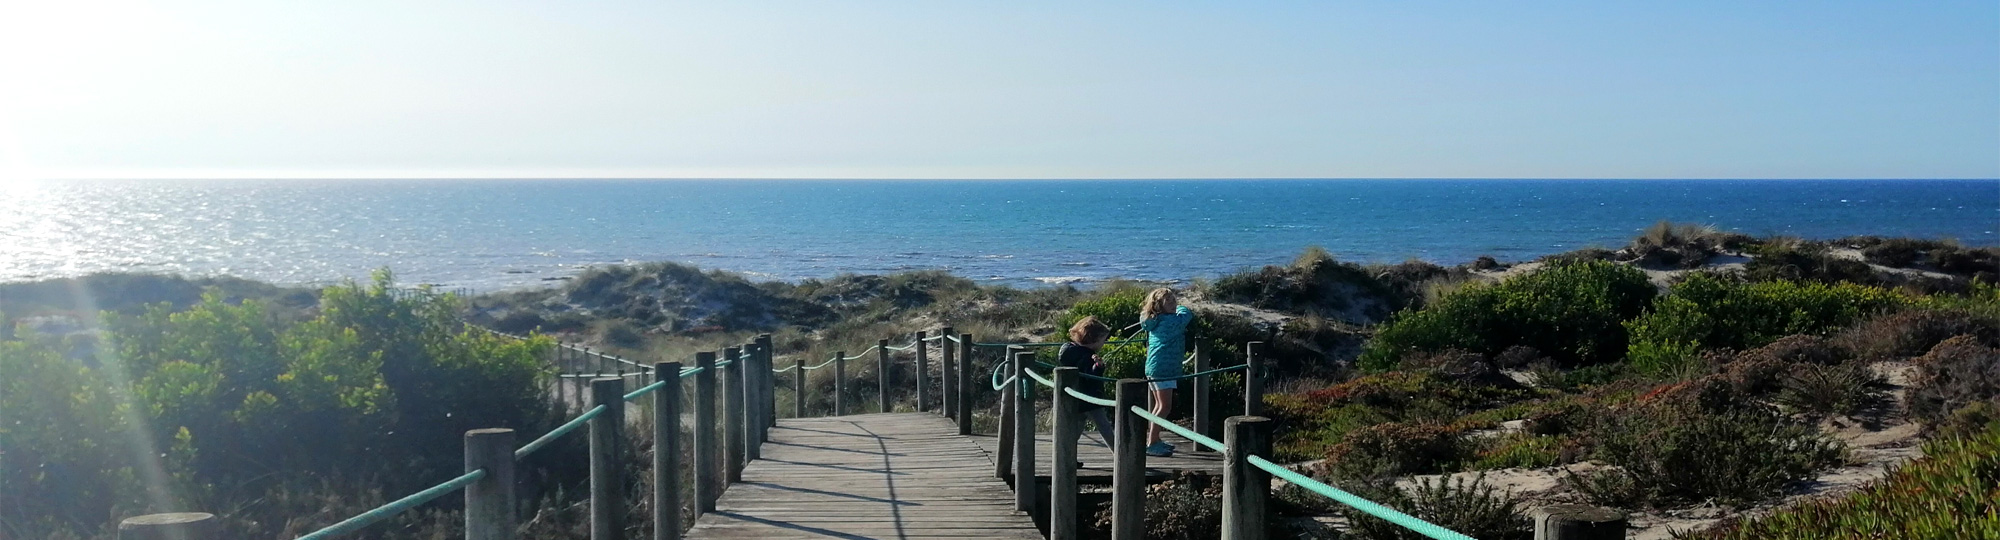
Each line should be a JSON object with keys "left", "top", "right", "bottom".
{"left": 1361, "top": 261, "right": 1655, "bottom": 370}
{"left": 1, "top": 272, "right": 564, "bottom": 539}
{"left": 1268, "top": 372, "right": 1538, "bottom": 461}
{"left": 1837, "top": 307, "right": 1999, "bottom": 362}
{"left": 1625, "top": 273, "right": 1906, "bottom": 375}
{"left": 1336, "top": 473, "right": 1531, "bottom": 540}
{"left": 1469, "top": 433, "right": 1564, "bottom": 470}
{"left": 1908, "top": 335, "right": 2000, "bottom": 431}
{"left": 1775, "top": 362, "right": 1886, "bottom": 418}
{"left": 1573, "top": 393, "right": 1843, "bottom": 507}
{"left": 1742, "top": 240, "right": 1880, "bottom": 285}
{"left": 1211, "top": 246, "right": 1401, "bottom": 319}
{"left": 1625, "top": 221, "right": 1753, "bottom": 269}
{"left": 1323, "top": 422, "right": 1473, "bottom": 477}
{"left": 1679, "top": 420, "right": 2000, "bottom": 539}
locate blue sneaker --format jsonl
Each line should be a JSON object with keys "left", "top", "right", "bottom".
{"left": 1145, "top": 441, "right": 1175, "bottom": 457}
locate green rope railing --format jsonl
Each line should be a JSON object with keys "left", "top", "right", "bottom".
{"left": 302, "top": 357, "right": 711, "bottom": 539}
{"left": 972, "top": 338, "right": 1143, "bottom": 348}
{"left": 1248, "top": 456, "right": 1475, "bottom": 540}
{"left": 294, "top": 469, "right": 487, "bottom": 540}
{"left": 1112, "top": 393, "right": 1475, "bottom": 540}
{"left": 1128, "top": 406, "right": 1224, "bottom": 452}
{"left": 1062, "top": 386, "right": 1117, "bottom": 407}
{"left": 799, "top": 357, "right": 839, "bottom": 371}
{"left": 1022, "top": 366, "right": 1055, "bottom": 388}
{"left": 514, "top": 405, "right": 604, "bottom": 459}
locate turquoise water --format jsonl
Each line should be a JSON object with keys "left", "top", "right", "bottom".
{"left": 1, "top": 179, "right": 1992, "bottom": 290}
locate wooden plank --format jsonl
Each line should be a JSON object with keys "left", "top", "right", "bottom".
{"left": 687, "top": 413, "right": 1042, "bottom": 540}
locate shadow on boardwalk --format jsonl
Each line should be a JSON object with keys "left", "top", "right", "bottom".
{"left": 687, "top": 413, "right": 1043, "bottom": 539}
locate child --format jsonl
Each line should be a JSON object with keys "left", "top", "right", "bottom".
{"left": 1139, "top": 287, "right": 1193, "bottom": 457}
{"left": 1058, "top": 316, "right": 1117, "bottom": 446}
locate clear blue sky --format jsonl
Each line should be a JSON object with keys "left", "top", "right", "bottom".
{"left": 2, "top": 1, "right": 1995, "bottom": 180}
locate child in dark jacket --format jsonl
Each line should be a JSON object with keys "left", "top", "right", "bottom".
{"left": 1058, "top": 316, "right": 1117, "bottom": 446}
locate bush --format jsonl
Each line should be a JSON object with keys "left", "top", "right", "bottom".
{"left": 1469, "top": 433, "right": 1564, "bottom": 470}
{"left": 1625, "top": 273, "right": 1906, "bottom": 375}
{"left": 1624, "top": 221, "right": 1752, "bottom": 269}
{"left": 1775, "top": 362, "right": 1887, "bottom": 418}
{"left": 1336, "top": 473, "right": 1531, "bottom": 540}
{"left": 1836, "top": 308, "right": 1999, "bottom": 362}
{"left": 1323, "top": 422, "right": 1473, "bottom": 477}
{"left": 1907, "top": 335, "right": 2000, "bottom": 430}
{"left": 1572, "top": 393, "right": 1843, "bottom": 507}
{"left": 1362, "top": 261, "right": 1655, "bottom": 370}
{"left": 1, "top": 273, "right": 565, "bottom": 539}
{"left": 1210, "top": 247, "right": 1401, "bottom": 320}
{"left": 1742, "top": 241, "right": 1880, "bottom": 285}
{"left": 1269, "top": 372, "right": 1538, "bottom": 461}
{"left": 1680, "top": 420, "right": 2000, "bottom": 539}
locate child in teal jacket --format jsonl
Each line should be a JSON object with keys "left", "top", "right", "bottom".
{"left": 1139, "top": 288, "right": 1193, "bottom": 456}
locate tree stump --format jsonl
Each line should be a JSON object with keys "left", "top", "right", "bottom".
{"left": 1532, "top": 505, "right": 1628, "bottom": 540}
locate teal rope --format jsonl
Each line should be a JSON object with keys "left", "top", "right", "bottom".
{"left": 968, "top": 340, "right": 1144, "bottom": 348}
{"left": 800, "top": 357, "right": 838, "bottom": 371}
{"left": 681, "top": 366, "right": 706, "bottom": 376}
{"left": 1022, "top": 367, "right": 1055, "bottom": 388}
{"left": 1062, "top": 386, "right": 1116, "bottom": 407}
{"left": 294, "top": 469, "right": 486, "bottom": 540}
{"left": 558, "top": 372, "right": 652, "bottom": 379}
{"left": 944, "top": 335, "right": 961, "bottom": 343}
{"left": 514, "top": 405, "right": 604, "bottom": 459}
{"left": 623, "top": 380, "right": 665, "bottom": 401}
{"left": 772, "top": 365, "right": 797, "bottom": 373}
{"left": 1074, "top": 362, "right": 1247, "bottom": 383}
{"left": 1128, "top": 406, "right": 1225, "bottom": 452}
{"left": 1247, "top": 456, "right": 1475, "bottom": 540}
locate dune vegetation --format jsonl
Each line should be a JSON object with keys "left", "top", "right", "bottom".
{"left": 4, "top": 224, "right": 1996, "bottom": 539}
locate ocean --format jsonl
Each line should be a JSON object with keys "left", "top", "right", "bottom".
{"left": 1, "top": 179, "right": 1993, "bottom": 290}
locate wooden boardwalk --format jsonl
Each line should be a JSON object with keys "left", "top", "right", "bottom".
{"left": 687, "top": 413, "right": 1043, "bottom": 539}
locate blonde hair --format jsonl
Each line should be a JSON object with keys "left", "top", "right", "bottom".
{"left": 1068, "top": 316, "right": 1111, "bottom": 344}
{"left": 1140, "top": 288, "right": 1178, "bottom": 321}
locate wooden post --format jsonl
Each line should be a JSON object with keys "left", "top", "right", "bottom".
{"left": 1193, "top": 342, "right": 1213, "bottom": 441}
{"left": 1532, "top": 505, "right": 1629, "bottom": 540}
{"left": 1050, "top": 367, "right": 1080, "bottom": 540}
{"left": 555, "top": 347, "right": 569, "bottom": 411}
{"left": 1222, "top": 416, "right": 1271, "bottom": 540}
{"left": 694, "top": 352, "right": 719, "bottom": 514}
{"left": 724, "top": 347, "right": 745, "bottom": 483}
{"left": 834, "top": 351, "right": 847, "bottom": 416}
{"left": 938, "top": 326, "right": 954, "bottom": 418}
{"left": 1111, "top": 379, "right": 1147, "bottom": 540}
{"left": 653, "top": 362, "right": 684, "bottom": 540}
{"left": 465, "top": 428, "right": 517, "bottom": 540}
{"left": 878, "top": 339, "right": 891, "bottom": 413}
{"left": 743, "top": 343, "right": 762, "bottom": 462}
{"left": 995, "top": 347, "right": 1015, "bottom": 480}
{"left": 793, "top": 356, "right": 805, "bottom": 419}
{"left": 1012, "top": 351, "right": 1036, "bottom": 512}
{"left": 590, "top": 378, "right": 626, "bottom": 540}
{"left": 118, "top": 513, "right": 218, "bottom": 540}
{"left": 758, "top": 334, "right": 776, "bottom": 428}
{"left": 1243, "top": 341, "right": 1265, "bottom": 417}
{"left": 956, "top": 333, "right": 973, "bottom": 436}
{"left": 916, "top": 331, "right": 931, "bottom": 412}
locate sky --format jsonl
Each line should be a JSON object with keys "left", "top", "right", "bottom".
{"left": 1, "top": 1, "right": 1996, "bottom": 180}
